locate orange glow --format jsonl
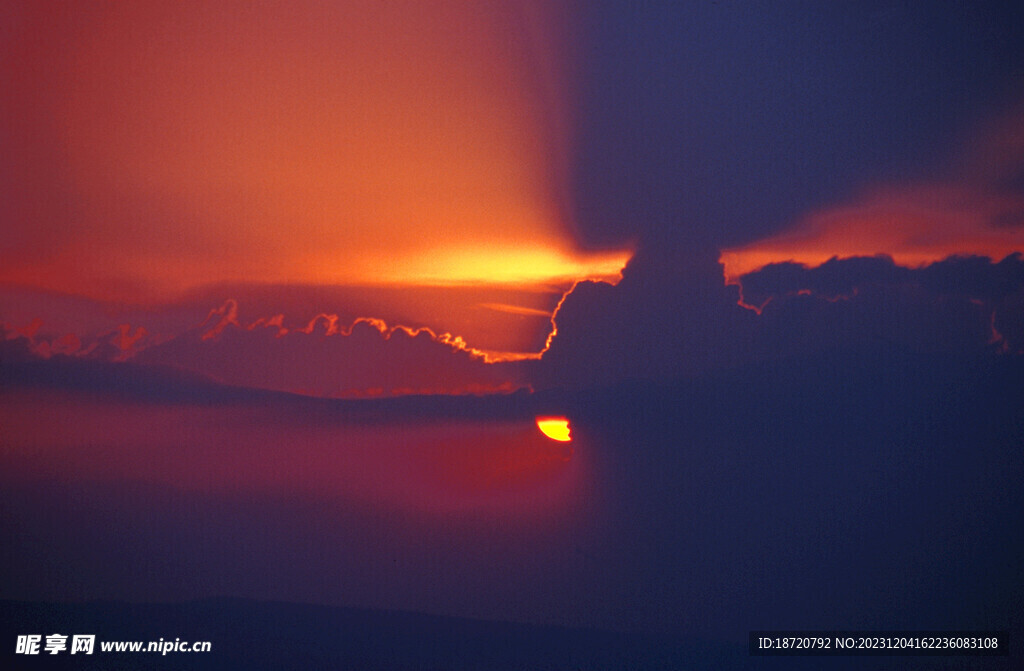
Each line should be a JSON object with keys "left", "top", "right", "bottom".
{"left": 341, "top": 246, "right": 632, "bottom": 288}
{"left": 478, "top": 303, "right": 555, "bottom": 318}
{"left": 0, "top": 1, "right": 631, "bottom": 302}
{"left": 721, "top": 186, "right": 1023, "bottom": 285}
{"left": 720, "top": 104, "right": 1024, "bottom": 285}
{"left": 536, "top": 416, "right": 572, "bottom": 442}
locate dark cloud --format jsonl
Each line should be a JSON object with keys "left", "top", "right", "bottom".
{"left": 738, "top": 254, "right": 1024, "bottom": 355}
{"left": 533, "top": 249, "right": 758, "bottom": 387}
{"left": 737, "top": 256, "right": 911, "bottom": 305}
{"left": 536, "top": 253, "right": 1024, "bottom": 388}
{"left": 919, "top": 252, "right": 1024, "bottom": 298}
{"left": 738, "top": 253, "right": 1024, "bottom": 304}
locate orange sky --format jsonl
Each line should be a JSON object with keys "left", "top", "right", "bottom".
{"left": 719, "top": 183, "right": 1024, "bottom": 284}
{"left": 1, "top": 1, "right": 630, "bottom": 301}
{"left": 719, "top": 108, "right": 1024, "bottom": 285}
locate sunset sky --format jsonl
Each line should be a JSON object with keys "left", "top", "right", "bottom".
{"left": 2, "top": 0, "right": 630, "bottom": 370}
{"left": 3, "top": 1, "right": 1024, "bottom": 667}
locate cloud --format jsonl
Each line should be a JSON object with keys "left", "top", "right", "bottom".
{"left": 742, "top": 254, "right": 1024, "bottom": 354}
{"left": 533, "top": 251, "right": 758, "bottom": 386}
{"left": 738, "top": 253, "right": 1024, "bottom": 306}
{"left": 132, "top": 300, "right": 525, "bottom": 397}
{"left": 533, "top": 250, "right": 1024, "bottom": 388}
{"left": 1, "top": 315, "right": 152, "bottom": 362}
{"left": 2, "top": 293, "right": 533, "bottom": 397}
{"left": 0, "top": 280, "right": 585, "bottom": 394}
{"left": 526, "top": 104, "right": 1024, "bottom": 389}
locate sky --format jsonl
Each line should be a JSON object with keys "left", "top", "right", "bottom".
{"left": 2, "top": 1, "right": 1024, "bottom": 666}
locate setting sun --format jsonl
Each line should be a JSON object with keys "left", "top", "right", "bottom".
{"left": 535, "top": 416, "right": 572, "bottom": 442}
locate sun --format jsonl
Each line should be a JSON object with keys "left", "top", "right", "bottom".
{"left": 535, "top": 416, "right": 572, "bottom": 442}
